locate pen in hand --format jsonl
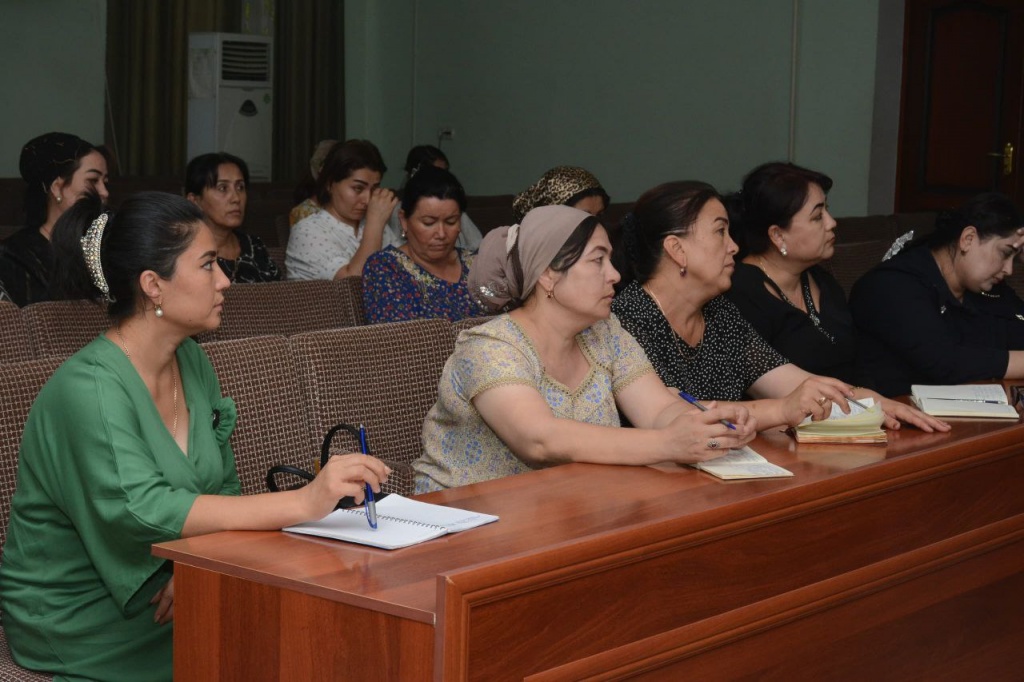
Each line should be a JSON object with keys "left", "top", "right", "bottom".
{"left": 358, "top": 424, "right": 378, "bottom": 530}
{"left": 678, "top": 390, "right": 737, "bottom": 431}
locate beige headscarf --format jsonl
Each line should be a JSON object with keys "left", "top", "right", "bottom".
{"left": 512, "top": 166, "right": 607, "bottom": 221}
{"left": 309, "top": 139, "right": 337, "bottom": 179}
{"left": 468, "top": 205, "right": 593, "bottom": 312}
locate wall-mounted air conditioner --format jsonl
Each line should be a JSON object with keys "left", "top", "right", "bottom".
{"left": 187, "top": 32, "right": 274, "bottom": 181}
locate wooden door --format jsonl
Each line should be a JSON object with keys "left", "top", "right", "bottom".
{"left": 896, "top": 0, "right": 1024, "bottom": 211}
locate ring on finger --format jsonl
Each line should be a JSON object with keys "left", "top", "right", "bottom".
{"left": 707, "top": 439, "right": 720, "bottom": 450}
{"left": 816, "top": 396, "right": 828, "bottom": 406}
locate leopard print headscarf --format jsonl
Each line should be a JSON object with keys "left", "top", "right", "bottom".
{"left": 512, "top": 166, "right": 606, "bottom": 221}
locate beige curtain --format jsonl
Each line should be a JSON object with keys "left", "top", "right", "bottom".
{"left": 105, "top": 1, "right": 243, "bottom": 178}
{"left": 273, "top": 1, "right": 346, "bottom": 183}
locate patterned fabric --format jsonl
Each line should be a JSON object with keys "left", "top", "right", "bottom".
{"left": 413, "top": 314, "right": 653, "bottom": 492}
{"left": 512, "top": 166, "right": 606, "bottom": 221}
{"left": 288, "top": 197, "right": 319, "bottom": 228}
{"left": 612, "top": 280, "right": 788, "bottom": 401}
{"left": 218, "top": 231, "right": 282, "bottom": 284}
{"left": 0, "top": 301, "right": 34, "bottom": 363}
{"left": 285, "top": 208, "right": 400, "bottom": 281}
{"left": 21, "top": 299, "right": 109, "bottom": 359}
{"left": 361, "top": 246, "right": 485, "bottom": 324}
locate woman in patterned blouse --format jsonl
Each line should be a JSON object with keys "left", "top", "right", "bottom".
{"left": 185, "top": 152, "right": 281, "bottom": 284}
{"left": 611, "top": 181, "right": 946, "bottom": 433}
{"left": 362, "top": 166, "right": 485, "bottom": 323}
{"left": 412, "top": 205, "right": 756, "bottom": 492}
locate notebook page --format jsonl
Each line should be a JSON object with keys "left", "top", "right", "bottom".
{"left": 284, "top": 509, "right": 447, "bottom": 550}
{"left": 911, "top": 384, "right": 1008, "bottom": 404}
{"left": 376, "top": 495, "right": 499, "bottom": 533}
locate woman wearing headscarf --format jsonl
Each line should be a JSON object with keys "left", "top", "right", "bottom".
{"left": 512, "top": 165, "right": 610, "bottom": 221}
{"left": 412, "top": 205, "right": 756, "bottom": 493}
{"left": 0, "top": 132, "right": 110, "bottom": 305}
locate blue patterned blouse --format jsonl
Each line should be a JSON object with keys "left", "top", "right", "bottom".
{"left": 361, "top": 246, "right": 485, "bottom": 324}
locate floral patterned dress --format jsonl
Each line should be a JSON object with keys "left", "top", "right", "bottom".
{"left": 413, "top": 314, "right": 653, "bottom": 491}
{"left": 361, "top": 245, "right": 485, "bottom": 323}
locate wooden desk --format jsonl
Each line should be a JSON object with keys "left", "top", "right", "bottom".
{"left": 155, "top": 420, "right": 1024, "bottom": 680}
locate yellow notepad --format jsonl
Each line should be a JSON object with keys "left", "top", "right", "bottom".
{"left": 794, "top": 397, "right": 887, "bottom": 444}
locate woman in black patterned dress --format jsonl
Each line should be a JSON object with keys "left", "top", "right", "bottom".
{"left": 186, "top": 153, "right": 281, "bottom": 284}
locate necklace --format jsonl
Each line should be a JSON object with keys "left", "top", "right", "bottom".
{"left": 756, "top": 258, "right": 836, "bottom": 344}
{"left": 643, "top": 284, "right": 704, "bottom": 360}
{"left": 115, "top": 325, "right": 179, "bottom": 439}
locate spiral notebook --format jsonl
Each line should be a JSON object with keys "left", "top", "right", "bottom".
{"left": 283, "top": 494, "right": 499, "bottom": 550}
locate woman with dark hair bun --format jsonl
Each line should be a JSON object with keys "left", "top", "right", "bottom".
{"left": 723, "top": 162, "right": 859, "bottom": 383}
{"left": 0, "top": 191, "right": 389, "bottom": 680}
{"left": 185, "top": 152, "right": 281, "bottom": 283}
{"left": 413, "top": 205, "right": 756, "bottom": 492}
{"left": 611, "top": 180, "right": 946, "bottom": 433}
{"left": 850, "top": 192, "right": 1024, "bottom": 396}
{"left": 362, "top": 165, "right": 485, "bottom": 323}
{"left": 0, "top": 131, "right": 109, "bottom": 305}
{"left": 387, "top": 144, "right": 483, "bottom": 250}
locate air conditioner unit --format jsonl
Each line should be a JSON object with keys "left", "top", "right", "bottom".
{"left": 187, "top": 32, "right": 274, "bottom": 181}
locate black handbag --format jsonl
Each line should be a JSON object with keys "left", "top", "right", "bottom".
{"left": 266, "top": 422, "right": 379, "bottom": 508}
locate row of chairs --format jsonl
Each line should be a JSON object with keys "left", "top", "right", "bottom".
{"left": 0, "top": 277, "right": 369, "bottom": 363}
{"left": 0, "top": 315, "right": 490, "bottom": 680}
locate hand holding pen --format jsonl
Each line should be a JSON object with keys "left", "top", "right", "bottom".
{"left": 358, "top": 424, "right": 378, "bottom": 530}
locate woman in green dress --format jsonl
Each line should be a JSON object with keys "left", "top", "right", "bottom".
{"left": 0, "top": 191, "right": 390, "bottom": 682}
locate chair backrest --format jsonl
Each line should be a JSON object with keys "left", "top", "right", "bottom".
{"left": 451, "top": 315, "right": 495, "bottom": 339}
{"left": 21, "top": 299, "right": 108, "bottom": 359}
{"left": 0, "top": 357, "right": 64, "bottom": 549}
{"left": 265, "top": 245, "right": 287, "bottom": 279}
{"left": 198, "top": 279, "right": 354, "bottom": 342}
{"left": 822, "top": 240, "right": 893, "bottom": 295}
{"left": 338, "top": 275, "right": 365, "bottom": 326}
{"left": 0, "top": 301, "right": 35, "bottom": 363}
{"left": 288, "top": 319, "right": 456, "bottom": 495}
{"left": 202, "top": 336, "right": 315, "bottom": 496}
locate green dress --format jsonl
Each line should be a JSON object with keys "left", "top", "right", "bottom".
{"left": 0, "top": 336, "right": 240, "bottom": 682}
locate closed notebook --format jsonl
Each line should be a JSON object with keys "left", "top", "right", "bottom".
{"left": 911, "top": 384, "right": 1018, "bottom": 419}
{"left": 692, "top": 445, "right": 794, "bottom": 480}
{"left": 284, "top": 494, "right": 499, "bottom": 550}
{"left": 793, "top": 397, "right": 887, "bottom": 444}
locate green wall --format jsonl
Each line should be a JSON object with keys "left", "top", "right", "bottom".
{"left": 0, "top": 0, "right": 107, "bottom": 177}
{"left": 346, "top": 0, "right": 887, "bottom": 216}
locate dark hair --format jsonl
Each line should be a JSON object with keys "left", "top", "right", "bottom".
{"left": 615, "top": 181, "right": 721, "bottom": 287}
{"left": 21, "top": 135, "right": 106, "bottom": 230}
{"left": 315, "top": 139, "right": 387, "bottom": 206}
{"left": 51, "top": 191, "right": 204, "bottom": 320}
{"left": 566, "top": 187, "right": 611, "bottom": 213}
{"left": 508, "top": 215, "right": 601, "bottom": 306}
{"left": 921, "top": 192, "right": 1023, "bottom": 250}
{"left": 724, "top": 162, "right": 833, "bottom": 258}
{"left": 400, "top": 165, "right": 467, "bottom": 216}
{"left": 404, "top": 145, "right": 449, "bottom": 176}
{"left": 184, "top": 152, "right": 250, "bottom": 196}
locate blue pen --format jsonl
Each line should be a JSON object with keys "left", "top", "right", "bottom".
{"left": 678, "top": 390, "right": 737, "bottom": 431}
{"left": 358, "top": 424, "right": 378, "bottom": 530}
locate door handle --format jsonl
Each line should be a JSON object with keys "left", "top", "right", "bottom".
{"left": 986, "top": 142, "right": 1014, "bottom": 176}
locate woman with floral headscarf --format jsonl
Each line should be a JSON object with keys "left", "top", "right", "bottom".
{"left": 0, "top": 132, "right": 110, "bottom": 305}
{"left": 412, "top": 205, "right": 756, "bottom": 492}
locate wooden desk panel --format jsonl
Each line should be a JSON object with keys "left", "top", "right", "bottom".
{"left": 156, "top": 419, "right": 1024, "bottom": 680}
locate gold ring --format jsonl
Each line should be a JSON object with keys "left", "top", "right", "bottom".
{"left": 817, "top": 396, "right": 828, "bottom": 405}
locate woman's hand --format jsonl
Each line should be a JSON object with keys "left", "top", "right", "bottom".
{"left": 151, "top": 576, "right": 174, "bottom": 625}
{"left": 779, "top": 376, "right": 856, "bottom": 426}
{"left": 302, "top": 454, "right": 391, "bottom": 521}
{"left": 876, "top": 395, "right": 951, "bottom": 432}
{"left": 663, "top": 402, "right": 757, "bottom": 463}
{"left": 364, "top": 187, "right": 399, "bottom": 232}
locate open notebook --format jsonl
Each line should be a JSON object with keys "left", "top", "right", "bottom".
{"left": 284, "top": 494, "right": 499, "bottom": 550}
{"left": 692, "top": 445, "right": 794, "bottom": 480}
{"left": 911, "top": 384, "right": 1018, "bottom": 419}
{"left": 793, "top": 397, "right": 887, "bottom": 444}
